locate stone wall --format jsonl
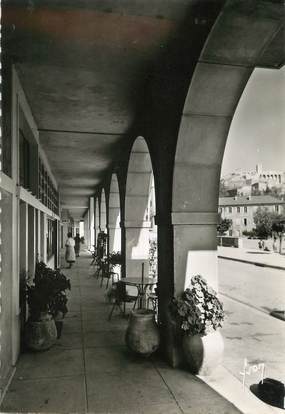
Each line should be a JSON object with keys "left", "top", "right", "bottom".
{"left": 217, "top": 236, "right": 243, "bottom": 248}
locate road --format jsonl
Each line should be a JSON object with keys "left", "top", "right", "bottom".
{"left": 218, "top": 258, "right": 285, "bottom": 313}
{"left": 217, "top": 258, "right": 285, "bottom": 390}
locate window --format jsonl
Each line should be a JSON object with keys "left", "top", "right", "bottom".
{"left": 229, "top": 207, "right": 232, "bottom": 213}
{"left": 244, "top": 206, "right": 247, "bottom": 213}
{"left": 237, "top": 207, "right": 240, "bottom": 213}
{"left": 244, "top": 218, "right": 247, "bottom": 226}
{"left": 19, "top": 130, "right": 30, "bottom": 189}
{"left": 38, "top": 158, "right": 59, "bottom": 214}
{"left": 47, "top": 219, "right": 57, "bottom": 259}
{"left": 275, "top": 205, "right": 279, "bottom": 213}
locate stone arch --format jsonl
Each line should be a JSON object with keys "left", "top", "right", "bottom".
{"left": 108, "top": 173, "right": 121, "bottom": 253}
{"left": 124, "top": 136, "right": 156, "bottom": 277}
{"left": 172, "top": 1, "right": 282, "bottom": 295}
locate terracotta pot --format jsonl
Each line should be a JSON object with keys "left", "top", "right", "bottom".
{"left": 182, "top": 330, "right": 224, "bottom": 376}
{"left": 125, "top": 309, "right": 160, "bottom": 357}
{"left": 25, "top": 316, "right": 57, "bottom": 351}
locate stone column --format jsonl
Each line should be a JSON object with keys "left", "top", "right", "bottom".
{"left": 89, "top": 197, "right": 95, "bottom": 248}
{"left": 172, "top": 212, "right": 218, "bottom": 295}
{"left": 95, "top": 198, "right": 100, "bottom": 247}
{"left": 100, "top": 192, "right": 107, "bottom": 233}
{"left": 125, "top": 219, "right": 151, "bottom": 277}
{"left": 109, "top": 224, "right": 121, "bottom": 253}
{"left": 108, "top": 196, "right": 121, "bottom": 252}
{"left": 86, "top": 209, "right": 91, "bottom": 249}
{"left": 84, "top": 217, "right": 88, "bottom": 246}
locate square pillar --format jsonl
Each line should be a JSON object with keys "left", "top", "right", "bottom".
{"left": 86, "top": 209, "right": 91, "bottom": 249}
{"left": 125, "top": 220, "right": 151, "bottom": 277}
{"left": 90, "top": 197, "right": 95, "bottom": 248}
{"left": 172, "top": 212, "right": 219, "bottom": 295}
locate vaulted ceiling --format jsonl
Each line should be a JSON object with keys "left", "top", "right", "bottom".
{"left": 3, "top": 0, "right": 284, "bottom": 219}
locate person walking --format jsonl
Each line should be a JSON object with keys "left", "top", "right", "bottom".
{"left": 65, "top": 232, "right": 76, "bottom": 268}
{"left": 74, "top": 233, "right": 81, "bottom": 257}
{"left": 273, "top": 236, "right": 278, "bottom": 253}
{"left": 258, "top": 239, "right": 265, "bottom": 250}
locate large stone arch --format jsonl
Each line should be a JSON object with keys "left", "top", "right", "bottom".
{"left": 124, "top": 137, "right": 155, "bottom": 277}
{"left": 172, "top": 0, "right": 283, "bottom": 295}
{"left": 108, "top": 173, "right": 121, "bottom": 253}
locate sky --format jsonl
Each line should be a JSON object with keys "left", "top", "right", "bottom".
{"left": 221, "top": 66, "right": 285, "bottom": 176}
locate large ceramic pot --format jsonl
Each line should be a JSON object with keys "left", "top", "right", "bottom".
{"left": 126, "top": 309, "right": 160, "bottom": 357}
{"left": 25, "top": 314, "right": 57, "bottom": 351}
{"left": 182, "top": 330, "right": 224, "bottom": 376}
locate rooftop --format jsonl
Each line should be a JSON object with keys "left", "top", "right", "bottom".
{"left": 219, "top": 195, "right": 285, "bottom": 206}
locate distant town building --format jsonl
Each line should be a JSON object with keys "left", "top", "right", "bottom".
{"left": 221, "top": 164, "right": 285, "bottom": 197}
{"left": 219, "top": 195, "right": 285, "bottom": 236}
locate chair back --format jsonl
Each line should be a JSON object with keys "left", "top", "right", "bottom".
{"left": 115, "top": 281, "right": 127, "bottom": 301}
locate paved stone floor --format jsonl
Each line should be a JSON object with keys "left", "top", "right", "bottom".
{"left": 1, "top": 251, "right": 241, "bottom": 413}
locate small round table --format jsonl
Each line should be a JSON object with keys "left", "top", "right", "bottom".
{"left": 122, "top": 277, "right": 157, "bottom": 309}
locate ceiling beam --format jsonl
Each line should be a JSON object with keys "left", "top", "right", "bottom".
{"left": 61, "top": 205, "right": 88, "bottom": 209}
{"left": 38, "top": 128, "right": 126, "bottom": 136}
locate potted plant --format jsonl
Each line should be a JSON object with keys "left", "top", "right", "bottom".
{"left": 149, "top": 239, "right": 157, "bottom": 279}
{"left": 105, "top": 251, "right": 122, "bottom": 286}
{"left": 171, "top": 275, "right": 225, "bottom": 375}
{"left": 47, "top": 268, "right": 71, "bottom": 339}
{"left": 25, "top": 262, "right": 71, "bottom": 350}
{"left": 108, "top": 251, "right": 122, "bottom": 266}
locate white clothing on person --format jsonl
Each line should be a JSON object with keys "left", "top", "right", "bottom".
{"left": 65, "top": 237, "right": 76, "bottom": 263}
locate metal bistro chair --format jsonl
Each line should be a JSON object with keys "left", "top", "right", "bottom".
{"left": 90, "top": 246, "right": 97, "bottom": 265}
{"left": 94, "top": 257, "right": 104, "bottom": 279}
{"left": 100, "top": 261, "right": 119, "bottom": 289}
{"left": 108, "top": 281, "right": 138, "bottom": 320}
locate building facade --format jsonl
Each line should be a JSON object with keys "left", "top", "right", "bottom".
{"left": 1, "top": 69, "right": 61, "bottom": 393}
{"left": 219, "top": 195, "right": 285, "bottom": 236}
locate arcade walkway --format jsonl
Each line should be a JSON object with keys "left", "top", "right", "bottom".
{"left": 1, "top": 251, "right": 241, "bottom": 414}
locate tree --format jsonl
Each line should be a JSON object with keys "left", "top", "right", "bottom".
{"left": 272, "top": 215, "right": 285, "bottom": 254}
{"left": 217, "top": 217, "right": 232, "bottom": 235}
{"left": 253, "top": 207, "right": 279, "bottom": 239}
{"left": 266, "top": 186, "right": 285, "bottom": 200}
